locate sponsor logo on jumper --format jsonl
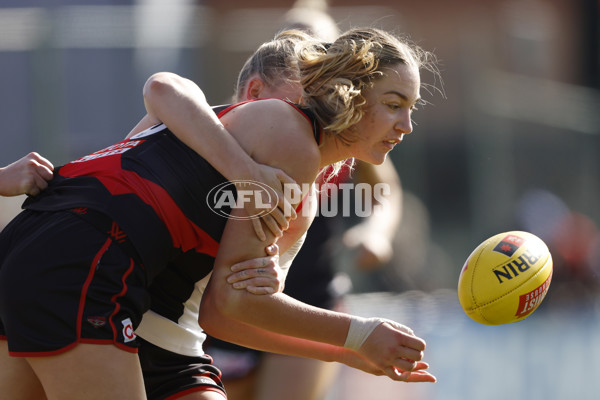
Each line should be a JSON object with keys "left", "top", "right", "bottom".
{"left": 71, "top": 140, "right": 143, "bottom": 163}
{"left": 492, "top": 249, "right": 542, "bottom": 283}
{"left": 108, "top": 221, "right": 127, "bottom": 244}
{"left": 87, "top": 316, "right": 106, "bottom": 328}
{"left": 197, "top": 377, "right": 217, "bottom": 386}
{"left": 122, "top": 318, "right": 136, "bottom": 343}
{"left": 515, "top": 272, "right": 552, "bottom": 317}
{"left": 492, "top": 234, "right": 526, "bottom": 257}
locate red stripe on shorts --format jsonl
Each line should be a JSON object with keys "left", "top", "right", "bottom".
{"left": 76, "top": 238, "right": 113, "bottom": 339}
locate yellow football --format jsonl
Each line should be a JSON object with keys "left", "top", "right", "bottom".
{"left": 458, "top": 231, "right": 553, "bottom": 325}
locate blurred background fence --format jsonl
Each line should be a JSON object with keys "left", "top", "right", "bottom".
{"left": 0, "top": 1, "right": 598, "bottom": 399}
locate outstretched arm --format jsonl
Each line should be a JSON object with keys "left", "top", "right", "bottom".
{"left": 199, "top": 100, "right": 434, "bottom": 382}
{"left": 201, "top": 198, "right": 434, "bottom": 381}
{"left": 200, "top": 302, "right": 435, "bottom": 382}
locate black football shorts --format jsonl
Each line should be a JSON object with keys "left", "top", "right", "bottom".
{"left": 0, "top": 210, "right": 149, "bottom": 356}
{"left": 138, "top": 337, "right": 226, "bottom": 399}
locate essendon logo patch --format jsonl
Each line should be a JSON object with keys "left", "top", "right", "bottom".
{"left": 492, "top": 234, "right": 525, "bottom": 257}
{"left": 87, "top": 316, "right": 106, "bottom": 328}
{"left": 108, "top": 222, "right": 127, "bottom": 244}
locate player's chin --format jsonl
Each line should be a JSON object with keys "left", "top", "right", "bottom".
{"left": 360, "top": 152, "right": 387, "bottom": 166}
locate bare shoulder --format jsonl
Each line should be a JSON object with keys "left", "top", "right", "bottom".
{"left": 221, "top": 99, "right": 321, "bottom": 185}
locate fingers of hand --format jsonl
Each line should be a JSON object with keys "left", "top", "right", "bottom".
{"left": 280, "top": 198, "right": 297, "bottom": 220}
{"left": 413, "top": 361, "right": 430, "bottom": 371}
{"left": 242, "top": 190, "right": 284, "bottom": 241}
{"left": 229, "top": 257, "right": 277, "bottom": 274}
{"left": 363, "top": 324, "right": 428, "bottom": 379}
{"left": 383, "top": 362, "right": 436, "bottom": 383}
{"left": 229, "top": 257, "right": 279, "bottom": 284}
{"left": 391, "top": 339, "right": 425, "bottom": 368}
{"left": 391, "top": 355, "right": 420, "bottom": 374}
{"left": 251, "top": 218, "right": 267, "bottom": 241}
{"left": 384, "top": 367, "right": 407, "bottom": 381}
{"left": 34, "top": 160, "right": 54, "bottom": 180}
{"left": 26, "top": 185, "right": 41, "bottom": 197}
{"left": 245, "top": 286, "right": 275, "bottom": 295}
{"left": 28, "top": 152, "right": 54, "bottom": 170}
{"left": 374, "top": 322, "right": 426, "bottom": 354}
{"left": 400, "top": 366, "right": 436, "bottom": 383}
{"left": 386, "top": 341, "right": 430, "bottom": 380}
{"left": 275, "top": 170, "right": 301, "bottom": 197}
{"left": 393, "top": 328, "right": 426, "bottom": 352}
{"left": 254, "top": 165, "right": 298, "bottom": 221}
{"left": 405, "top": 371, "right": 437, "bottom": 383}
{"left": 232, "top": 277, "right": 279, "bottom": 293}
{"left": 273, "top": 170, "right": 300, "bottom": 220}
{"left": 228, "top": 257, "right": 283, "bottom": 293}
{"left": 31, "top": 173, "right": 49, "bottom": 194}
{"left": 386, "top": 369, "right": 436, "bottom": 383}
{"left": 261, "top": 214, "right": 284, "bottom": 238}
{"left": 268, "top": 208, "right": 290, "bottom": 231}
{"left": 277, "top": 194, "right": 297, "bottom": 221}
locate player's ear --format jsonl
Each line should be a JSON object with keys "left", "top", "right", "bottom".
{"left": 246, "top": 77, "right": 265, "bottom": 100}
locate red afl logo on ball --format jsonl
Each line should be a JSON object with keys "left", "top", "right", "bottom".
{"left": 492, "top": 234, "right": 525, "bottom": 257}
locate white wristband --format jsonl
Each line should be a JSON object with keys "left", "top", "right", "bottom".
{"left": 343, "top": 316, "right": 384, "bottom": 351}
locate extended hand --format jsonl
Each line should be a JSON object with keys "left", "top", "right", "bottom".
{"left": 0, "top": 152, "right": 54, "bottom": 197}
{"left": 358, "top": 320, "right": 436, "bottom": 382}
{"left": 342, "top": 351, "right": 436, "bottom": 383}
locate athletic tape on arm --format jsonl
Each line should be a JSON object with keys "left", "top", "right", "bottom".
{"left": 343, "top": 317, "right": 415, "bottom": 351}
{"left": 343, "top": 316, "right": 384, "bottom": 351}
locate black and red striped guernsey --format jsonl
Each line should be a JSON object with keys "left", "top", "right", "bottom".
{"left": 23, "top": 122, "right": 225, "bottom": 282}
{"left": 22, "top": 100, "right": 322, "bottom": 291}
